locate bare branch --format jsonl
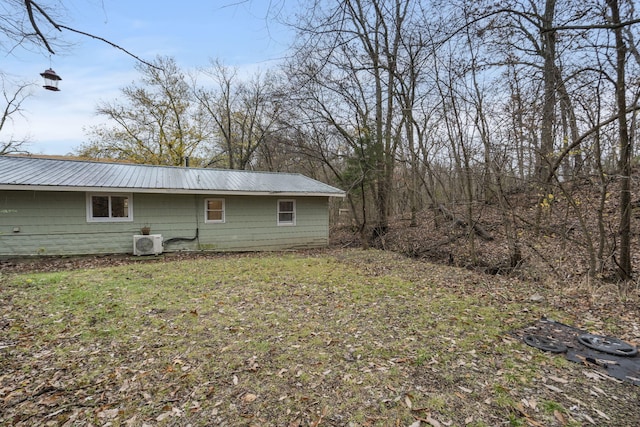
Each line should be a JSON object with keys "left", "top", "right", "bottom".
{"left": 57, "top": 25, "right": 161, "bottom": 70}
{"left": 23, "top": 0, "right": 59, "bottom": 54}
{"left": 20, "top": 1, "right": 160, "bottom": 69}
{"left": 546, "top": 104, "right": 640, "bottom": 184}
{"left": 544, "top": 18, "right": 640, "bottom": 32}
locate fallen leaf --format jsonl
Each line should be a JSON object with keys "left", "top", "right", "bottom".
{"left": 565, "top": 395, "right": 586, "bottom": 407}
{"left": 548, "top": 375, "right": 568, "bottom": 384}
{"left": 156, "top": 411, "right": 172, "bottom": 421}
{"left": 405, "top": 395, "right": 413, "bottom": 409}
{"left": 98, "top": 408, "right": 119, "bottom": 419}
{"left": 243, "top": 393, "right": 257, "bottom": 403}
{"left": 38, "top": 394, "right": 62, "bottom": 406}
{"left": 524, "top": 417, "right": 546, "bottom": 427}
{"left": 593, "top": 408, "right": 610, "bottom": 420}
{"left": 543, "top": 383, "right": 563, "bottom": 393}
{"left": 426, "top": 414, "right": 442, "bottom": 427}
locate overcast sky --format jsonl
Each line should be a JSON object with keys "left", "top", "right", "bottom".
{"left": 4, "top": 0, "right": 294, "bottom": 155}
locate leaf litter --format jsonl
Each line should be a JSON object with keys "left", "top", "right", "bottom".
{"left": 0, "top": 249, "right": 638, "bottom": 426}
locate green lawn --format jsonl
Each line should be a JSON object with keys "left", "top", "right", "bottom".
{"left": 1, "top": 249, "right": 638, "bottom": 426}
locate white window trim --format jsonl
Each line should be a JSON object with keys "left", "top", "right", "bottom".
{"left": 86, "top": 193, "right": 133, "bottom": 223}
{"left": 204, "top": 198, "right": 226, "bottom": 224}
{"left": 277, "top": 199, "right": 296, "bottom": 226}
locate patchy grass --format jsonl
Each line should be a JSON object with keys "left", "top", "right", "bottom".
{"left": 0, "top": 249, "right": 638, "bottom": 426}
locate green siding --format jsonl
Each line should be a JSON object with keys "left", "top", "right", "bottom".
{"left": 0, "top": 191, "right": 330, "bottom": 256}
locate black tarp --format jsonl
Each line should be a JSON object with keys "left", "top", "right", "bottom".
{"left": 513, "top": 318, "right": 640, "bottom": 386}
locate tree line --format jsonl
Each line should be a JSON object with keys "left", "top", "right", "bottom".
{"left": 2, "top": 0, "right": 640, "bottom": 282}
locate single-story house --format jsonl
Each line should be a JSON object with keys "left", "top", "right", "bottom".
{"left": 0, "top": 156, "right": 345, "bottom": 257}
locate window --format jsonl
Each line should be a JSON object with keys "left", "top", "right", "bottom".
{"left": 277, "top": 199, "right": 296, "bottom": 226}
{"left": 205, "top": 198, "right": 225, "bottom": 223}
{"left": 87, "top": 193, "right": 132, "bottom": 222}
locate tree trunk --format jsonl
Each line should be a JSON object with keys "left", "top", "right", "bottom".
{"left": 536, "top": 0, "right": 557, "bottom": 184}
{"left": 607, "top": 0, "right": 633, "bottom": 281}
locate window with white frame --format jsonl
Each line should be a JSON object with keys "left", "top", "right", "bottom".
{"left": 205, "top": 198, "right": 225, "bottom": 223}
{"left": 277, "top": 199, "right": 296, "bottom": 226}
{"left": 86, "top": 193, "right": 132, "bottom": 222}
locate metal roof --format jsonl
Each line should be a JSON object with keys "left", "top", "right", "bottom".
{"left": 0, "top": 156, "right": 345, "bottom": 197}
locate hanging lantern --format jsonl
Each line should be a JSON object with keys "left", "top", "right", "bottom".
{"left": 40, "top": 68, "right": 62, "bottom": 91}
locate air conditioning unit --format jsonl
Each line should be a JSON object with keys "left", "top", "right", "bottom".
{"left": 133, "top": 234, "right": 163, "bottom": 256}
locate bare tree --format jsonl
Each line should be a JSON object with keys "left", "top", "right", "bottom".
{"left": 537, "top": 0, "right": 558, "bottom": 184}
{"left": 285, "top": 0, "right": 425, "bottom": 242}
{"left": 194, "top": 60, "right": 283, "bottom": 170}
{"left": 0, "top": 77, "right": 33, "bottom": 154}
{"left": 77, "top": 57, "right": 208, "bottom": 166}
{"left": 607, "top": 0, "right": 633, "bottom": 281}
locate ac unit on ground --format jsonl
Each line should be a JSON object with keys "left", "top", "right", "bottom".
{"left": 133, "top": 234, "right": 163, "bottom": 256}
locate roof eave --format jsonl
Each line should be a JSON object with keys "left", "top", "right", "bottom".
{"left": 0, "top": 184, "right": 346, "bottom": 197}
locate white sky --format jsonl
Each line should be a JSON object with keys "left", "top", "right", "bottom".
{"left": 3, "top": 0, "right": 294, "bottom": 155}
